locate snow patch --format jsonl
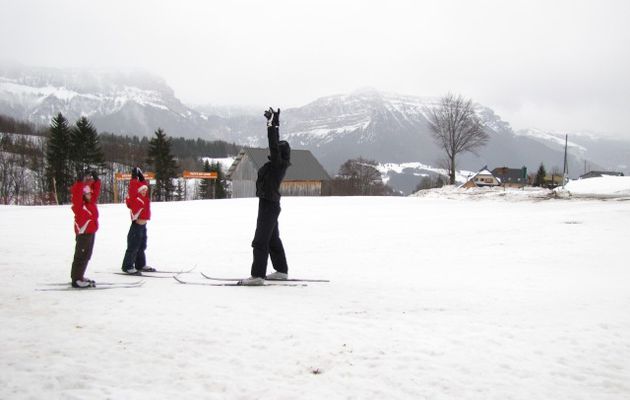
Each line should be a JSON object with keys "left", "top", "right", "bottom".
{"left": 558, "top": 175, "right": 630, "bottom": 198}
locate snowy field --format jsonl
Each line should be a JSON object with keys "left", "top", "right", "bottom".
{"left": 1, "top": 186, "right": 629, "bottom": 399}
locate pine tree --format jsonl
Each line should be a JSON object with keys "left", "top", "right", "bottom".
{"left": 534, "top": 163, "right": 547, "bottom": 187}
{"left": 70, "top": 116, "right": 104, "bottom": 176}
{"left": 147, "top": 128, "right": 178, "bottom": 201}
{"left": 45, "top": 113, "right": 72, "bottom": 204}
{"left": 209, "top": 161, "right": 227, "bottom": 199}
{"left": 198, "top": 160, "right": 212, "bottom": 199}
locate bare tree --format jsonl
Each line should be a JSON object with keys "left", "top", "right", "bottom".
{"left": 28, "top": 136, "right": 50, "bottom": 204}
{"left": 12, "top": 150, "right": 28, "bottom": 204}
{"left": 427, "top": 93, "right": 489, "bottom": 184}
{"left": 333, "top": 157, "right": 394, "bottom": 196}
{"left": 0, "top": 150, "right": 15, "bottom": 204}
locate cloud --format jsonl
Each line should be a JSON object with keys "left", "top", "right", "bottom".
{"left": 1, "top": 0, "right": 629, "bottom": 138}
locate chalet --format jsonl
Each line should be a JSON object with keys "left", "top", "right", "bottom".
{"left": 543, "top": 174, "right": 564, "bottom": 188}
{"left": 579, "top": 170, "right": 624, "bottom": 179}
{"left": 492, "top": 166, "right": 528, "bottom": 188}
{"left": 227, "top": 148, "right": 331, "bottom": 198}
{"left": 460, "top": 166, "right": 501, "bottom": 188}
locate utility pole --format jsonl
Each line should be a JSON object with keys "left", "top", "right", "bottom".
{"left": 562, "top": 134, "right": 568, "bottom": 189}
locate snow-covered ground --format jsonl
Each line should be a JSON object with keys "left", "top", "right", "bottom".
{"left": 562, "top": 175, "right": 630, "bottom": 198}
{"left": 1, "top": 190, "right": 629, "bottom": 399}
{"left": 413, "top": 176, "right": 630, "bottom": 201}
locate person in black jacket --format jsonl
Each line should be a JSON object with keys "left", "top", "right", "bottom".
{"left": 239, "top": 107, "right": 291, "bottom": 286}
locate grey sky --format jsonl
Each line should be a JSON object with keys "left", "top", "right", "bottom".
{"left": 1, "top": 0, "right": 629, "bottom": 138}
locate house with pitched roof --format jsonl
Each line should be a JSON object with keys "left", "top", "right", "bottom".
{"left": 460, "top": 166, "right": 501, "bottom": 188}
{"left": 227, "top": 148, "right": 332, "bottom": 198}
{"left": 579, "top": 170, "right": 624, "bottom": 179}
{"left": 492, "top": 166, "right": 528, "bottom": 188}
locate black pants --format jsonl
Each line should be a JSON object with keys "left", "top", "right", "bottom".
{"left": 71, "top": 233, "right": 95, "bottom": 281}
{"left": 122, "top": 222, "right": 147, "bottom": 271}
{"left": 251, "top": 198, "right": 288, "bottom": 278}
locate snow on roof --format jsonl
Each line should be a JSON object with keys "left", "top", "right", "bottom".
{"left": 476, "top": 168, "right": 494, "bottom": 176}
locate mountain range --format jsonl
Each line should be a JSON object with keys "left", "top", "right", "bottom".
{"left": 1, "top": 64, "right": 628, "bottom": 194}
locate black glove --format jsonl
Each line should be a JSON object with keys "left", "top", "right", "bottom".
{"left": 77, "top": 169, "right": 90, "bottom": 181}
{"left": 90, "top": 170, "right": 99, "bottom": 181}
{"left": 131, "top": 167, "right": 142, "bottom": 180}
{"left": 272, "top": 108, "right": 280, "bottom": 127}
{"left": 264, "top": 108, "right": 273, "bottom": 121}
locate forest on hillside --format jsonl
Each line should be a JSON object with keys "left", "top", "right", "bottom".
{"left": 0, "top": 114, "right": 241, "bottom": 204}
{"left": 1, "top": 113, "right": 401, "bottom": 205}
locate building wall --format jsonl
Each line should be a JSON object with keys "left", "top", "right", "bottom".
{"left": 232, "top": 180, "right": 327, "bottom": 198}
{"left": 474, "top": 175, "right": 500, "bottom": 186}
{"left": 230, "top": 155, "right": 258, "bottom": 198}
{"left": 281, "top": 181, "right": 323, "bottom": 196}
{"left": 231, "top": 180, "right": 257, "bottom": 198}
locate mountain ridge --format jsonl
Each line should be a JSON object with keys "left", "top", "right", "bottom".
{"left": 1, "top": 65, "right": 628, "bottom": 194}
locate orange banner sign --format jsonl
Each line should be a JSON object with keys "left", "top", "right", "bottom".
{"left": 183, "top": 171, "right": 218, "bottom": 179}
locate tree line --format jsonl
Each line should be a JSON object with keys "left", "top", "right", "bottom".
{"left": 5, "top": 92, "right": 557, "bottom": 201}
{"left": 1, "top": 111, "right": 399, "bottom": 202}
{"left": 0, "top": 113, "right": 239, "bottom": 205}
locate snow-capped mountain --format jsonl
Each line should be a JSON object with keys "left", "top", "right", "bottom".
{"left": 223, "top": 88, "right": 591, "bottom": 173}
{"left": 0, "top": 64, "right": 223, "bottom": 137}
{"left": 273, "top": 90, "right": 619, "bottom": 191}
{"left": 516, "top": 128, "right": 630, "bottom": 175}
{"left": 2, "top": 64, "right": 628, "bottom": 194}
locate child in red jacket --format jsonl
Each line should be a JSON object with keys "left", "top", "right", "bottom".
{"left": 121, "top": 167, "right": 153, "bottom": 274}
{"left": 70, "top": 170, "right": 101, "bottom": 288}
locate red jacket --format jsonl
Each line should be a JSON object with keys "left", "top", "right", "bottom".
{"left": 126, "top": 178, "right": 151, "bottom": 221}
{"left": 71, "top": 179, "right": 101, "bottom": 234}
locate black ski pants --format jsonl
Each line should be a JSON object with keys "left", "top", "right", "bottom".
{"left": 122, "top": 222, "right": 147, "bottom": 271}
{"left": 251, "top": 198, "right": 288, "bottom": 278}
{"left": 71, "top": 233, "right": 95, "bottom": 281}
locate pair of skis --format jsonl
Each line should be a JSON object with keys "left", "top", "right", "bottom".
{"left": 36, "top": 267, "right": 196, "bottom": 291}
{"left": 173, "top": 272, "right": 330, "bottom": 287}
{"left": 37, "top": 267, "right": 329, "bottom": 290}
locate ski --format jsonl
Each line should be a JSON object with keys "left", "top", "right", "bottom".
{"left": 110, "top": 272, "right": 173, "bottom": 279}
{"left": 136, "top": 266, "right": 197, "bottom": 274}
{"left": 38, "top": 280, "right": 144, "bottom": 287}
{"left": 96, "top": 266, "right": 194, "bottom": 277}
{"left": 200, "top": 272, "right": 329, "bottom": 283}
{"left": 174, "top": 276, "right": 307, "bottom": 287}
{"left": 36, "top": 281, "right": 145, "bottom": 291}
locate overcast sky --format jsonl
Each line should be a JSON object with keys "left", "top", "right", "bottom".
{"left": 1, "top": 0, "right": 629, "bottom": 138}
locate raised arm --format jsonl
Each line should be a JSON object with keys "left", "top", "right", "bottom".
{"left": 265, "top": 108, "right": 281, "bottom": 164}
{"left": 90, "top": 170, "right": 101, "bottom": 202}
